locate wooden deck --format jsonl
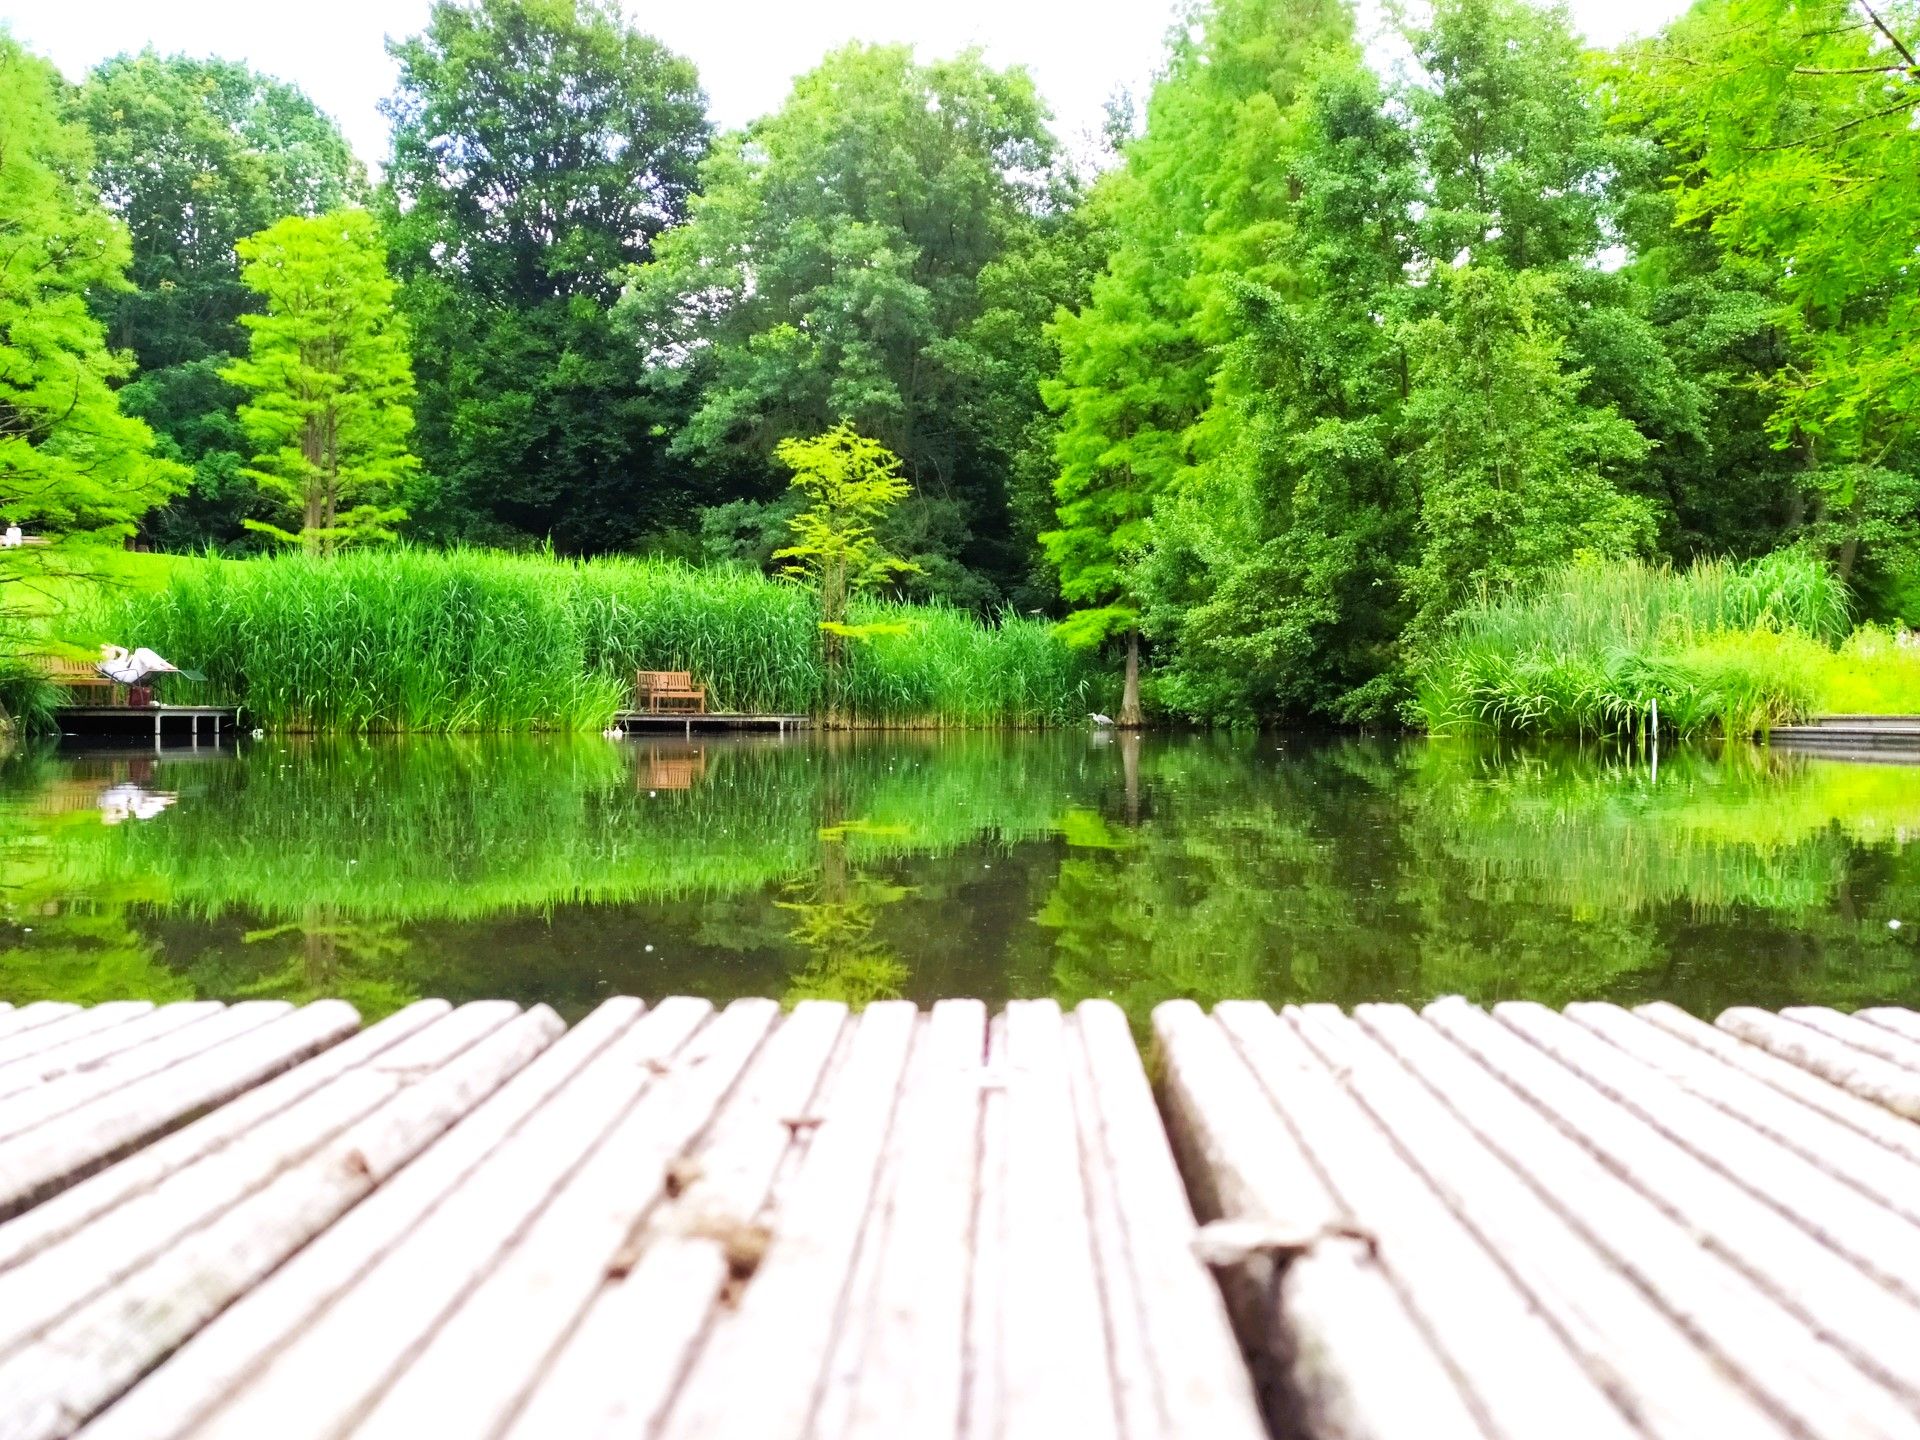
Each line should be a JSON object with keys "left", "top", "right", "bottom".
{"left": 2, "top": 996, "right": 1919, "bottom": 1437}
{"left": 55, "top": 706, "right": 236, "bottom": 748}
{"left": 1773, "top": 713, "right": 1920, "bottom": 757}
{"left": 614, "top": 711, "right": 811, "bottom": 735}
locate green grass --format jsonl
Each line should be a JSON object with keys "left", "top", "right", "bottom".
{"left": 70, "top": 548, "right": 1098, "bottom": 732}
{"left": 1816, "top": 625, "right": 1920, "bottom": 714}
{"left": 1413, "top": 553, "right": 1850, "bottom": 738}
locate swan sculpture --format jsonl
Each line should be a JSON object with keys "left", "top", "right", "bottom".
{"left": 96, "top": 644, "right": 184, "bottom": 685}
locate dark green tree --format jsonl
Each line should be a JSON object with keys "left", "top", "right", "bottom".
{"left": 624, "top": 43, "right": 1076, "bottom": 606}
{"left": 72, "top": 52, "right": 366, "bottom": 550}
{"left": 381, "top": 0, "right": 709, "bottom": 550}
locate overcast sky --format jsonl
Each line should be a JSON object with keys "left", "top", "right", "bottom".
{"left": 3, "top": 0, "right": 1692, "bottom": 170}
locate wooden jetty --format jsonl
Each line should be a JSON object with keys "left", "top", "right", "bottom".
{"left": 614, "top": 711, "right": 811, "bottom": 736}
{"left": 55, "top": 705, "right": 236, "bottom": 748}
{"left": 1772, "top": 712, "right": 1920, "bottom": 759}
{"left": 3, "top": 996, "right": 1920, "bottom": 1437}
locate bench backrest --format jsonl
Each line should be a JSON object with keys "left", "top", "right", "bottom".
{"left": 637, "top": 670, "right": 698, "bottom": 692}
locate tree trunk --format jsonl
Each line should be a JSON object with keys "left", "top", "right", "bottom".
{"left": 1119, "top": 629, "right": 1143, "bottom": 728}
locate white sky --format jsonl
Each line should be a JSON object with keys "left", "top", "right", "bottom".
{"left": 3, "top": 0, "right": 1691, "bottom": 171}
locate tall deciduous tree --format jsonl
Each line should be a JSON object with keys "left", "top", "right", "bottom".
{"left": 0, "top": 37, "right": 184, "bottom": 605}
{"left": 381, "top": 0, "right": 709, "bottom": 549}
{"left": 223, "top": 211, "right": 417, "bottom": 553}
{"left": 72, "top": 52, "right": 365, "bottom": 550}
{"left": 625, "top": 43, "right": 1076, "bottom": 606}
{"left": 1042, "top": 0, "right": 1356, "bottom": 725}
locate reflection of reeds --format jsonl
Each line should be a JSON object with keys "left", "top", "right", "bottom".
{"left": 78, "top": 549, "right": 1097, "bottom": 731}
{"left": 1414, "top": 554, "right": 1847, "bottom": 738}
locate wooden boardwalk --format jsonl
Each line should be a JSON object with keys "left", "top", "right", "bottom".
{"left": 0, "top": 996, "right": 1260, "bottom": 1440}
{"left": 1158, "top": 998, "right": 1920, "bottom": 1440}
{"left": 4, "top": 996, "right": 1920, "bottom": 1437}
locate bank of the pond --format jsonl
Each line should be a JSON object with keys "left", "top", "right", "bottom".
{"left": 78, "top": 549, "right": 1102, "bottom": 731}
{"left": 1412, "top": 553, "right": 1920, "bottom": 739}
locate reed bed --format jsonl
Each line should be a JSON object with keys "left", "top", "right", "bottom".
{"left": 1412, "top": 553, "right": 1849, "bottom": 738}
{"left": 81, "top": 548, "right": 1097, "bottom": 732}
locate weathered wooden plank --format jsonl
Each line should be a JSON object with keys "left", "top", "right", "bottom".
{"left": 1502, "top": 1002, "right": 1920, "bottom": 1305}
{"left": 502, "top": 1001, "right": 851, "bottom": 1440}
{"left": 1635, "top": 1002, "right": 1920, "bottom": 1169}
{"left": 1857, "top": 1008, "right": 1920, "bottom": 1048}
{"left": 0, "top": 1003, "right": 285, "bottom": 1145}
{"left": 0, "top": 1001, "right": 359, "bottom": 1221}
{"left": 341, "top": 999, "right": 782, "bottom": 1440}
{"left": 1296, "top": 1003, "right": 1795, "bottom": 1440}
{"left": 1719, "top": 1007, "right": 1920, "bottom": 1120}
{"left": 1363, "top": 1002, "right": 1920, "bottom": 1440}
{"left": 1150, "top": 1000, "right": 1482, "bottom": 1440}
{"left": 0, "top": 1003, "right": 558, "bottom": 1440}
{"left": 1070, "top": 1000, "right": 1266, "bottom": 1440}
{"left": 0, "top": 1002, "right": 160, "bottom": 1096}
{"left": 0, "top": 1004, "right": 81, "bottom": 1052}
{"left": 0, "top": 1000, "right": 447, "bottom": 1276}
{"left": 963, "top": 1010, "right": 1010, "bottom": 1440}
{"left": 1216, "top": 1001, "right": 1637, "bottom": 1440}
{"left": 809, "top": 1001, "right": 984, "bottom": 1440}
{"left": 1569, "top": 1003, "right": 1920, "bottom": 1228}
{"left": 0, "top": 1001, "right": 517, "bottom": 1362}
{"left": 1428, "top": 998, "right": 1920, "bottom": 1410}
{"left": 1781, "top": 1007, "right": 1920, "bottom": 1073}
{"left": 81, "top": 997, "right": 666, "bottom": 1440}
{"left": 653, "top": 1001, "right": 919, "bottom": 1440}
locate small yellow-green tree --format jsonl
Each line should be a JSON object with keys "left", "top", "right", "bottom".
{"left": 223, "top": 210, "right": 417, "bottom": 553}
{"left": 774, "top": 423, "right": 919, "bottom": 722}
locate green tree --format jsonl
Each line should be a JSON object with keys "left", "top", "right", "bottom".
{"left": 1040, "top": 0, "right": 1356, "bottom": 725}
{"left": 222, "top": 211, "right": 417, "bottom": 553}
{"left": 773, "top": 424, "right": 919, "bottom": 724}
{"left": 0, "top": 37, "right": 184, "bottom": 619}
{"left": 625, "top": 42, "right": 1074, "bottom": 605}
{"left": 381, "top": 0, "right": 709, "bottom": 550}
{"left": 72, "top": 51, "right": 366, "bottom": 550}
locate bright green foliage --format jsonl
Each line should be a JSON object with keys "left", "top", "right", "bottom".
{"left": 1399, "top": 265, "right": 1654, "bottom": 642}
{"left": 1610, "top": 0, "right": 1920, "bottom": 606}
{"left": 381, "top": 0, "right": 709, "bottom": 549}
{"left": 1041, "top": 0, "right": 1355, "bottom": 719}
{"left": 1413, "top": 552, "right": 1852, "bottom": 736}
{"left": 223, "top": 212, "right": 418, "bottom": 552}
{"left": 0, "top": 37, "right": 185, "bottom": 634}
{"left": 625, "top": 43, "right": 1075, "bottom": 604}
{"left": 774, "top": 425, "right": 920, "bottom": 722}
{"left": 72, "top": 52, "right": 365, "bottom": 550}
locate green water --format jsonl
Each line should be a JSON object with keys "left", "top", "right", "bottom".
{"left": 1, "top": 732, "right": 1915, "bottom": 1024}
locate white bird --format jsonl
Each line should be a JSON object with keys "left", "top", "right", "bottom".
{"left": 97, "top": 644, "right": 183, "bottom": 685}
{"left": 1089, "top": 712, "right": 1115, "bottom": 727}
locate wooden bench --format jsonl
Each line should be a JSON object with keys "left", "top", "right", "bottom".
{"left": 634, "top": 670, "right": 706, "bottom": 715}
{"left": 36, "top": 656, "right": 125, "bottom": 706}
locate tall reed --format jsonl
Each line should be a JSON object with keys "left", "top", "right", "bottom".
{"left": 1413, "top": 554, "right": 1848, "bottom": 738}
{"left": 80, "top": 549, "right": 1097, "bottom": 731}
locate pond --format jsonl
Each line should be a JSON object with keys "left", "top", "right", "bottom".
{"left": 1, "top": 731, "right": 1915, "bottom": 1026}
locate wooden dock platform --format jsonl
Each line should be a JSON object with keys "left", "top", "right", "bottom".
{"left": 3, "top": 995, "right": 1920, "bottom": 1437}
{"left": 1772, "top": 713, "right": 1920, "bottom": 758}
{"left": 614, "top": 711, "right": 811, "bottom": 735}
{"left": 55, "top": 705, "right": 236, "bottom": 748}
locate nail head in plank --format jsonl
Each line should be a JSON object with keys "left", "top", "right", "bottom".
{"left": 654, "top": 1000, "right": 919, "bottom": 1440}
{"left": 504, "top": 1001, "right": 850, "bottom": 1440}
{"left": 347, "top": 999, "right": 782, "bottom": 1440}
{"left": 1150, "top": 999, "right": 1483, "bottom": 1440}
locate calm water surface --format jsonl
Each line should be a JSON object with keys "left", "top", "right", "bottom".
{"left": 2, "top": 732, "right": 1915, "bottom": 1023}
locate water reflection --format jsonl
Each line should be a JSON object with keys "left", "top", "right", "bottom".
{"left": 0, "top": 732, "right": 1912, "bottom": 1022}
